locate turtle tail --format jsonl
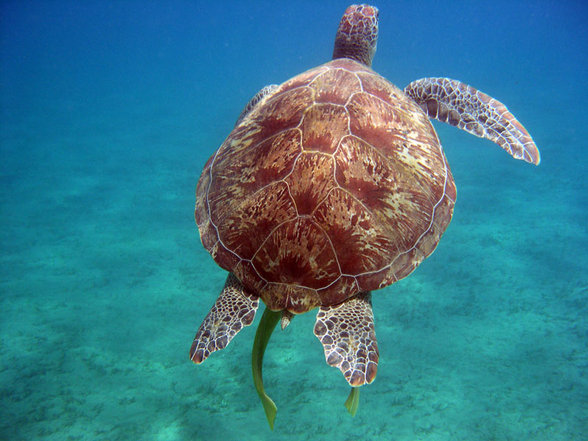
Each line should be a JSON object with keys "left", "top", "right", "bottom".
{"left": 252, "top": 307, "right": 281, "bottom": 430}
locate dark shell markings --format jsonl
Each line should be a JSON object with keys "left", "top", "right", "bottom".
{"left": 189, "top": 3, "right": 539, "bottom": 429}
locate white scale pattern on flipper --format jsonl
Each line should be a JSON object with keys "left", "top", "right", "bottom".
{"left": 190, "top": 273, "right": 259, "bottom": 363}
{"left": 314, "top": 292, "right": 379, "bottom": 386}
{"left": 404, "top": 77, "right": 540, "bottom": 165}
{"left": 235, "top": 84, "right": 279, "bottom": 126}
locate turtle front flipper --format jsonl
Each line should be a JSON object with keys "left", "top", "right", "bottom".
{"left": 404, "top": 77, "right": 540, "bottom": 165}
{"left": 314, "top": 292, "right": 379, "bottom": 415}
{"left": 189, "top": 273, "right": 259, "bottom": 363}
{"left": 235, "top": 84, "right": 279, "bottom": 126}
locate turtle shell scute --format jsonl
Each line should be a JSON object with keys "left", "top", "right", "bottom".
{"left": 196, "top": 58, "right": 456, "bottom": 313}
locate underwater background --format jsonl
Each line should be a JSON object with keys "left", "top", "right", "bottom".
{"left": 1, "top": 0, "right": 587, "bottom": 440}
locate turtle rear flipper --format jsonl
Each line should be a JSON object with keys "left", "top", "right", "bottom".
{"left": 314, "top": 292, "right": 379, "bottom": 387}
{"left": 190, "top": 273, "right": 259, "bottom": 363}
{"left": 404, "top": 77, "right": 540, "bottom": 165}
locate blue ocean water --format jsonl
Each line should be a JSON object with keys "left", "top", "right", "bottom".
{"left": 1, "top": 0, "right": 586, "bottom": 439}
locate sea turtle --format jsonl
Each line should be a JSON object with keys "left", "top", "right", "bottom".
{"left": 189, "top": 4, "right": 539, "bottom": 428}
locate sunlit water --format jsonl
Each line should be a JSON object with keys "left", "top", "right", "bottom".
{"left": 1, "top": 1, "right": 586, "bottom": 440}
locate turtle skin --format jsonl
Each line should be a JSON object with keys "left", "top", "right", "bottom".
{"left": 195, "top": 58, "right": 456, "bottom": 315}
{"left": 190, "top": 4, "right": 539, "bottom": 396}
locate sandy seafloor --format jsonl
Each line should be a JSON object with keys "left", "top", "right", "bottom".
{"left": 1, "top": 1, "right": 587, "bottom": 440}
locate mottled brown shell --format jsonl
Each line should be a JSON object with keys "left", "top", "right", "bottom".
{"left": 196, "top": 58, "right": 456, "bottom": 314}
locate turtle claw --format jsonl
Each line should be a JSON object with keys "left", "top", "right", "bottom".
{"left": 189, "top": 273, "right": 259, "bottom": 363}
{"left": 314, "top": 292, "right": 379, "bottom": 387}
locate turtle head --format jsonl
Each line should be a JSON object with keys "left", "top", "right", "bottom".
{"left": 333, "top": 4, "right": 379, "bottom": 68}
